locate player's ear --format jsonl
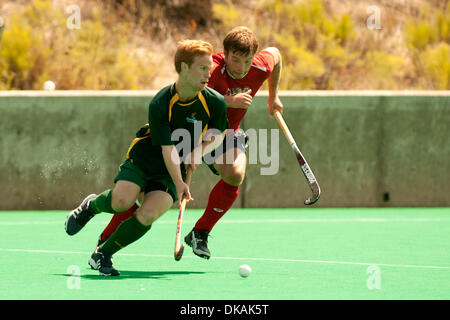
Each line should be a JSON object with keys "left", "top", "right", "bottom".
{"left": 180, "top": 61, "right": 189, "bottom": 73}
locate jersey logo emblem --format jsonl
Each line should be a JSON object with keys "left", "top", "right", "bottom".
{"left": 186, "top": 113, "right": 198, "bottom": 124}
{"left": 227, "top": 87, "right": 251, "bottom": 96}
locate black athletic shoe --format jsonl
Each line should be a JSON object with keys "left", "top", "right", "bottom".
{"left": 88, "top": 248, "right": 120, "bottom": 276}
{"left": 184, "top": 229, "right": 211, "bottom": 259}
{"left": 65, "top": 194, "right": 97, "bottom": 236}
{"left": 88, "top": 236, "right": 106, "bottom": 270}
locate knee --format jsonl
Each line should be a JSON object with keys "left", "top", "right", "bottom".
{"left": 222, "top": 167, "right": 245, "bottom": 186}
{"left": 111, "top": 194, "right": 136, "bottom": 213}
{"left": 135, "top": 208, "right": 159, "bottom": 226}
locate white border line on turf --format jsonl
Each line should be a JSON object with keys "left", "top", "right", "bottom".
{"left": 0, "top": 217, "right": 449, "bottom": 225}
{"left": 0, "top": 248, "right": 449, "bottom": 270}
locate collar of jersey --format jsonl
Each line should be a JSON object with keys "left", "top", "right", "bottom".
{"left": 171, "top": 83, "right": 200, "bottom": 105}
{"left": 169, "top": 84, "right": 210, "bottom": 121}
{"left": 225, "top": 66, "right": 249, "bottom": 80}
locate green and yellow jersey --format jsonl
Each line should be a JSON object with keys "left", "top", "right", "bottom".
{"left": 126, "top": 83, "right": 229, "bottom": 177}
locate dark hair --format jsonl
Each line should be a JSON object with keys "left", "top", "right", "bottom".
{"left": 223, "top": 26, "right": 258, "bottom": 56}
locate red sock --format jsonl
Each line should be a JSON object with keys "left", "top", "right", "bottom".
{"left": 194, "top": 179, "right": 239, "bottom": 233}
{"left": 100, "top": 203, "right": 138, "bottom": 241}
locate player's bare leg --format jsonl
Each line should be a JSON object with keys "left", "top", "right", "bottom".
{"left": 110, "top": 180, "right": 141, "bottom": 213}
{"left": 90, "top": 190, "right": 173, "bottom": 276}
{"left": 215, "top": 148, "right": 247, "bottom": 187}
{"left": 96, "top": 192, "right": 145, "bottom": 247}
{"left": 185, "top": 147, "right": 247, "bottom": 259}
{"left": 135, "top": 191, "right": 174, "bottom": 226}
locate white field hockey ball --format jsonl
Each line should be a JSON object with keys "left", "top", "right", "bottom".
{"left": 238, "top": 264, "right": 251, "bottom": 278}
{"left": 43, "top": 81, "right": 55, "bottom": 90}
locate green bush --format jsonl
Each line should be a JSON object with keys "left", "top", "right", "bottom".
{"left": 1, "top": 0, "right": 448, "bottom": 90}
{"left": 363, "top": 51, "right": 407, "bottom": 89}
{"left": 405, "top": 4, "right": 450, "bottom": 50}
{"left": 420, "top": 43, "right": 450, "bottom": 89}
{"left": 405, "top": 4, "right": 450, "bottom": 89}
{"left": 213, "top": 0, "right": 358, "bottom": 89}
{"left": 211, "top": 0, "right": 449, "bottom": 90}
{"left": 406, "top": 20, "right": 439, "bottom": 51}
{"left": 0, "top": 11, "right": 49, "bottom": 89}
{"left": 0, "top": 0, "right": 159, "bottom": 90}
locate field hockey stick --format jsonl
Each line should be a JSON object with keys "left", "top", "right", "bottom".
{"left": 274, "top": 110, "right": 321, "bottom": 205}
{"left": 174, "top": 167, "right": 193, "bottom": 261}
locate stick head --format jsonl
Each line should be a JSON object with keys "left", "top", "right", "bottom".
{"left": 174, "top": 245, "right": 184, "bottom": 261}
{"left": 304, "top": 182, "right": 321, "bottom": 206}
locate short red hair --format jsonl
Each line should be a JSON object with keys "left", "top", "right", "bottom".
{"left": 174, "top": 40, "right": 213, "bottom": 73}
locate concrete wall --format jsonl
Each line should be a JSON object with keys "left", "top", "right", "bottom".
{"left": 0, "top": 91, "right": 448, "bottom": 209}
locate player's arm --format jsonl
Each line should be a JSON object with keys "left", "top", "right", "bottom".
{"left": 203, "top": 94, "right": 229, "bottom": 154}
{"left": 264, "top": 47, "right": 284, "bottom": 116}
{"left": 185, "top": 94, "right": 229, "bottom": 170}
{"left": 184, "top": 129, "right": 226, "bottom": 172}
{"left": 149, "top": 97, "right": 191, "bottom": 205}
{"left": 162, "top": 145, "right": 192, "bottom": 205}
{"left": 201, "top": 130, "right": 226, "bottom": 155}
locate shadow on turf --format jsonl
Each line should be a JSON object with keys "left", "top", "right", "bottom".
{"left": 53, "top": 270, "right": 206, "bottom": 280}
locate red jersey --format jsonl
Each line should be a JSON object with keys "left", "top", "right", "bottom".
{"left": 207, "top": 51, "right": 275, "bottom": 130}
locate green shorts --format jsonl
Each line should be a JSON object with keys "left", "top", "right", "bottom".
{"left": 114, "top": 159, "right": 178, "bottom": 202}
